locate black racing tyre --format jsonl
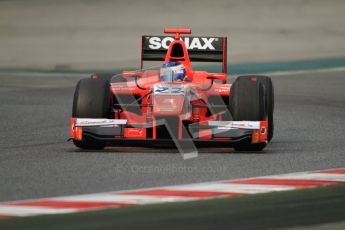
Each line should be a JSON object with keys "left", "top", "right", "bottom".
{"left": 229, "top": 76, "right": 267, "bottom": 151}
{"left": 237, "top": 75, "right": 274, "bottom": 141}
{"left": 230, "top": 76, "right": 266, "bottom": 121}
{"left": 72, "top": 78, "right": 112, "bottom": 149}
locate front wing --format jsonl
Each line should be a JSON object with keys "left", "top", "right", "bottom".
{"left": 70, "top": 118, "right": 268, "bottom": 147}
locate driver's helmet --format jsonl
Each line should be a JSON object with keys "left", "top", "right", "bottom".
{"left": 160, "top": 61, "right": 188, "bottom": 82}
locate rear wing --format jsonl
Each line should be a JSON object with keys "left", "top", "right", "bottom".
{"left": 141, "top": 35, "right": 227, "bottom": 73}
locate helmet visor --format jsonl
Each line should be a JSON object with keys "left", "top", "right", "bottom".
{"left": 160, "top": 68, "right": 173, "bottom": 82}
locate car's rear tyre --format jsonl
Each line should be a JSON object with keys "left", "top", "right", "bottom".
{"left": 238, "top": 76, "right": 274, "bottom": 141}
{"left": 229, "top": 76, "right": 267, "bottom": 151}
{"left": 72, "top": 78, "right": 112, "bottom": 149}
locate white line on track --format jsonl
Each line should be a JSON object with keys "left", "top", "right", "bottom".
{"left": 0, "top": 205, "right": 78, "bottom": 217}
{"left": 265, "top": 173, "right": 345, "bottom": 182}
{"left": 165, "top": 183, "right": 295, "bottom": 194}
{"left": 51, "top": 194, "right": 195, "bottom": 205}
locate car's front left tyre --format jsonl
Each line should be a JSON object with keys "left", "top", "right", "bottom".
{"left": 229, "top": 75, "right": 268, "bottom": 151}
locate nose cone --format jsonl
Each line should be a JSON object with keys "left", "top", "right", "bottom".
{"left": 153, "top": 95, "right": 186, "bottom": 116}
{"left": 152, "top": 84, "right": 187, "bottom": 116}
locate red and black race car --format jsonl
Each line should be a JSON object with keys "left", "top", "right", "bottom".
{"left": 70, "top": 28, "right": 274, "bottom": 153}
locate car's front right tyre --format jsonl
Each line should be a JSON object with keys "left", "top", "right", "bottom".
{"left": 72, "top": 78, "right": 112, "bottom": 150}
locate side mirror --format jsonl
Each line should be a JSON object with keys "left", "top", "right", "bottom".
{"left": 122, "top": 71, "right": 143, "bottom": 78}
{"left": 122, "top": 71, "right": 146, "bottom": 90}
{"left": 207, "top": 73, "right": 227, "bottom": 81}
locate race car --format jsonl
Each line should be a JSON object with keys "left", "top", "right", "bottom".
{"left": 70, "top": 28, "right": 274, "bottom": 152}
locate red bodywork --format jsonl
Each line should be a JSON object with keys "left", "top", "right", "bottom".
{"left": 70, "top": 28, "right": 268, "bottom": 147}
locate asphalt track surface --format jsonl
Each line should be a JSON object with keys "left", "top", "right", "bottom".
{"left": 1, "top": 69, "right": 345, "bottom": 202}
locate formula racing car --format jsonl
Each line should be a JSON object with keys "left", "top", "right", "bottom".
{"left": 70, "top": 28, "right": 274, "bottom": 152}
